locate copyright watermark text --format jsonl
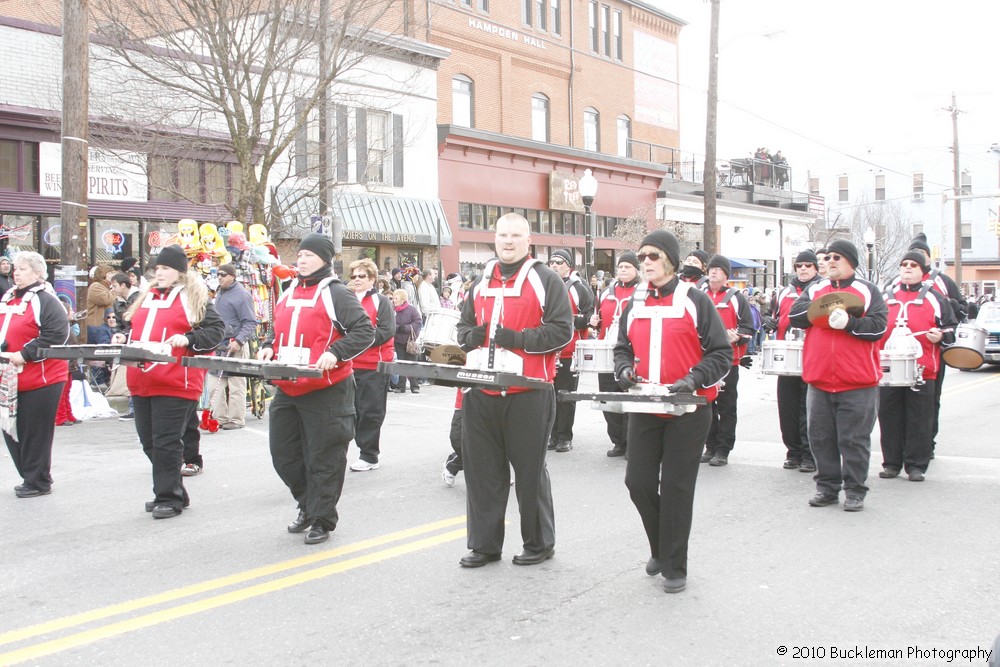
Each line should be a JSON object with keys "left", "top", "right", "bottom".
{"left": 775, "top": 645, "right": 993, "bottom": 662}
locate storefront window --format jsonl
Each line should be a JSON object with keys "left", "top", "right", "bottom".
{"left": 398, "top": 248, "right": 423, "bottom": 269}
{"left": 536, "top": 210, "right": 548, "bottom": 234}
{"left": 94, "top": 219, "right": 140, "bottom": 266}
{"left": 471, "top": 204, "right": 485, "bottom": 230}
{"left": 2, "top": 214, "right": 39, "bottom": 254}
{"left": 144, "top": 220, "right": 178, "bottom": 268}
{"left": 486, "top": 205, "right": 501, "bottom": 229}
{"left": 458, "top": 203, "right": 471, "bottom": 228}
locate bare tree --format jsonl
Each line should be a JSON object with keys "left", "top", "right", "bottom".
{"left": 615, "top": 204, "right": 700, "bottom": 253}
{"left": 845, "top": 197, "right": 914, "bottom": 284}
{"left": 88, "top": 0, "right": 419, "bottom": 227}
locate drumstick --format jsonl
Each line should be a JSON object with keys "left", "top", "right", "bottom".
{"left": 908, "top": 328, "right": 954, "bottom": 336}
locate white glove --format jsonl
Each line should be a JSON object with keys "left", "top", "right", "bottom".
{"left": 828, "top": 308, "right": 849, "bottom": 330}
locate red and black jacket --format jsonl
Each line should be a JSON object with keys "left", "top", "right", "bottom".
{"left": 0, "top": 282, "right": 69, "bottom": 391}
{"left": 558, "top": 273, "right": 595, "bottom": 359}
{"left": 596, "top": 280, "right": 639, "bottom": 340}
{"left": 703, "top": 284, "right": 754, "bottom": 365}
{"left": 880, "top": 282, "right": 957, "bottom": 381}
{"left": 772, "top": 276, "right": 820, "bottom": 340}
{"left": 353, "top": 288, "right": 396, "bottom": 371}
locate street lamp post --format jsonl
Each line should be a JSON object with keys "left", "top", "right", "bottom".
{"left": 863, "top": 228, "right": 876, "bottom": 283}
{"left": 579, "top": 169, "right": 599, "bottom": 279}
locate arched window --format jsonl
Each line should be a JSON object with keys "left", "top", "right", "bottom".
{"left": 616, "top": 114, "right": 631, "bottom": 158}
{"left": 452, "top": 75, "right": 474, "bottom": 128}
{"left": 583, "top": 107, "right": 600, "bottom": 152}
{"left": 532, "top": 93, "right": 550, "bottom": 142}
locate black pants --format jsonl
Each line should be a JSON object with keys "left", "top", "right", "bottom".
{"left": 706, "top": 365, "right": 740, "bottom": 454}
{"left": 462, "top": 389, "right": 556, "bottom": 555}
{"left": 597, "top": 372, "right": 627, "bottom": 450}
{"left": 269, "top": 382, "right": 355, "bottom": 531}
{"left": 183, "top": 407, "right": 202, "bottom": 467}
{"left": 353, "top": 368, "right": 389, "bottom": 464}
{"left": 776, "top": 375, "right": 811, "bottom": 463}
{"left": 931, "top": 365, "right": 945, "bottom": 449}
{"left": 133, "top": 395, "right": 195, "bottom": 510}
{"left": 392, "top": 344, "right": 420, "bottom": 391}
{"left": 445, "top": 408, "right": 463, "bottom": 475}
{"left": 4, "top": 382, "right": 63, "bottom": 492}
{"left": 625, "top": 405, "right": 712, "bottom": 580}
{"left": 879, "top": 379, "right": 935, "bottom": 474}
{"left": 552, "top": 358, "right": 579, "bottom": 442}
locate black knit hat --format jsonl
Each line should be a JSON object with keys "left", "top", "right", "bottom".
{"left": 120, "top": 257, "right": 138, "bottom": 271}
{"left": 794, "top": 250, "right": 818, "bottom": 266}
{"left": 900, "top": 250, "right": 930, "bottom": 273}
{"left": 708, "top": 254, "right": 732, "bottom": 277}
{"left": 908, "top": 233, "right": 931, "bottom": 255}
{"left": 549, "top": 248, "right": 574, "bottom": 269}
{"left": 217, "top": 263, "right": 237, "bottom": 277}
{"left": 686, "top": 249, "right": 710, "bottom": 267}
{"left": 827, "top": 238, "right": 860, "bottom": 269}
{"left": 155, "top": 245, "right": 189, "bottom": 273}
{"left": 617, "top": 251, "right": 640, "bottom": 271}
{"left": 298, "top": 233, "right": 335, "bottom": 265}
{"left": 639, "top": 229, "right": 680, "bottom": 270}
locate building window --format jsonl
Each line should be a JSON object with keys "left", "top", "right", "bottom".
{"left": 612, "top": 10, "right": 622, "bottom": 60}
{"left": 462, "top": 0, "right": 488, "bottom": 10}
{"left": 874, "top": 174, "right": 885, "bottom": 201}
{"left": 0, "top": 139, "right": 39, "bottom": 192}
{"left": 452, "top": 75, "right": 474, "bottom": 128}
{"left": 149, "top": 156, "right": 232, "bottom": 204}
{"left": 961, "top": 170, "right": 972, "bottom": 195}
{"left": 601, "top": 5, "right": 610, "bottom": 56}
{"left": 616, "top": 114, "right": 631, "bottom": 158}
{"left": 838, "top": 175, "right": 849, "bottom": 203}
{"left": 961, "top": 222, "right": 972, "bottom": 250}
{"left": 584, "top": 108, "right": 600, "bottom": 152}
{"left": 365, "top": 111, "right": 391, "bottom": 184}
{"left": 532, "top": 93, "right": 550, "bottom": 142}
{"left": 589, "top": 1, "right": 598, "bottom": 52}
{"left": 551, "top": 0, "right": 561, "bottom": 35}
{"left": 808, "top": 177, "right": 819, "bottom": 195}
{"left": 913, "top": 172, "right": 924, "bottom": 201}
{"left": 522, "top": 0, "right": 532, "bottom": 26}
{"left": 536, "top": 0, "right": 546, "bottom": 30}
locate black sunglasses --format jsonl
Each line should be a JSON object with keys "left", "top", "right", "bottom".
{"left": 637, "top": 251, "right": 662, "bottom": 262}
{"left": 900, "top": 260, "right": 922, "bottom": 269}
{"left": 794, "top": 262, "right": 815, "bottom": 269}
{"left": 351, "top": 274, "right": 370, "bottom": 280}
{"left": 828, "top": 253, "right": 844, "bottom": 262}
{"left": 547, "top": 258, "right": 566, "bottom": 266}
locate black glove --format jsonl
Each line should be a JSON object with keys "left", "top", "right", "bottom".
{"left": 493, "top": 326, "right": 524, "bottom": 350}
{"left": 740, "top": 355, "right": 753, "bottom": 369}
{"left": 616, "top": 366, "right": 638, "bottom": 390}
{"left": 668, "top": 375, "right": 696, "bottom": 394}
{"left": 461, "top": 324, "right": 489, "bottom": 351}
{"left": 761, "top": 316, "right": 778, "bottom": 333}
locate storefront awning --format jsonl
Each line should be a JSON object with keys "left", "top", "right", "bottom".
{"left": 274, "top": 188, "right": 451, "bottom": 247}
{"left": 729, "top": 257, "right": 766, "bottom": 269}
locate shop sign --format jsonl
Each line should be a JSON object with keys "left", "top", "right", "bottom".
{"left": 549, "top": 171, "right": 586, "bottom": 213}
{"left": 342, "top": 230, "right": 431, "bottom": 245}
{"left": 39, "top": 142, "right": 149, "bottom": 203}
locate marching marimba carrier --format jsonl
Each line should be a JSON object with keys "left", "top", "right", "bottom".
{"left": 182, "top": 356, "right": 323, "bottom": 381}
{"left": 378, "top": 359, "right": 553, "bottom": 391}
{"left": 38, "top": 344, "right": 176, "bottom": 366}
{"left": 559, "top": 382, "right": 707, "bottom": 417}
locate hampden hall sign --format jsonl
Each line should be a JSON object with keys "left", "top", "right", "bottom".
{"left": 468, "top": 17, "right": 546, "bottom": 49}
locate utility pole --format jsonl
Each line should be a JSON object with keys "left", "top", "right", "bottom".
{"left": 946, "top": 92, "right": 963, "bottom": 286}
{"left": 61, "top": 0, "right": 89, "bottom": 295}
{"left": 703, "top": 0, "right": 720, "bottom": 256}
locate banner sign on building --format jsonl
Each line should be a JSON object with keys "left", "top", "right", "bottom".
{"left": 549, "top": 171, "right": 586, "bottom": 213}
{"left": 39, "top": 142, "right": 149, "bottom": 203}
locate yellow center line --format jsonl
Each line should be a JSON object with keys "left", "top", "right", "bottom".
{"left": 942, "top": 372, "right": 1000, "bottom": 396}
{"left": 0, "top": 516, "right": 466, "bottom": 648}
{"left": 0, "top": 528, "right": 466, "bottom": 666}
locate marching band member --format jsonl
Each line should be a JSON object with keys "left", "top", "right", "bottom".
{"left": 679, "top": 249, "right": 710, "bottom": 288}
{"left": 347, "top": 258, "right": 395, "bottom": 472}
{"left": 700, "top": 255, "right": 754, "bottom": 466}
{"left": 763, "top": 250, "right": 821, "bottom": 472}
{"left": 1, "top": 252, "right": 69, "bottom": 498}
{"left": 454, "top": 213, "right": 572, "bottom": 568}
{"left": 546, "top": 249, "right": 594, "bottom": 453}
{"left": 258, "top": 233, "right": 375, "bottom": 544}
{"left": 588, "top": 251, "right": 641, "bottom": 457}
{"left": 877, "top": 251, "right": 956, "bottom": 482}
{"left": 789, "top": 239, "right": 887, "bottom": 512}
{"left": 119, "top": 245, "right": 224, "bottom": 518}
{"left": 613, "top": 230, "right": 730, "bottom": 593}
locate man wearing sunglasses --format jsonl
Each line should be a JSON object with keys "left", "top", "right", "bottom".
{"left": 763, "top": 250, "right": 821, "bottom": 472}
{"left": 877, "top": 251, "right": 956, "bottom": 482}
{"left": 789, "top": 239, "right": 887, "bottom": 512}
{"left": 700, "top": 255, "right": 754, "bottom": 467}
{"left": 455, "top": 213, "right": 573, "bottom": 569}
{"left": 546, "top": 249, "right": 594, "bottom": 453}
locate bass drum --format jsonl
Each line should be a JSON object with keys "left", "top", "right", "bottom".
{"left": 761, "top": 340, "right": 804, "bottom": 376}
{"left": 942, "top": 323, "right": 986, "bottom": 370}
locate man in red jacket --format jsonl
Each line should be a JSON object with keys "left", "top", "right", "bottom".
{"left": 789, "top": 239, "right": 887, "bottom": 512}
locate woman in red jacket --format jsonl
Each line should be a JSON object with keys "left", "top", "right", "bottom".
{"left": 0, "top": 251, "right": 69, "bottom": 498}
{"left": 118, "top": 245, "right": 223, "bottom": 519}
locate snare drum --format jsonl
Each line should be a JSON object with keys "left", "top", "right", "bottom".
{"left": 573, "top": 340, "right": 615, "bottom": 373}
{"left": 942, "top": 322, "right": 986, "bottom": 370}
{"left": 879, "top": 351, "right": 919, "bottom": 387}
{"left": 418, "top": 310, "right": 460, "bottom": 350}
{"left": 761, "top": 340, "right": 804, "bottom": 376}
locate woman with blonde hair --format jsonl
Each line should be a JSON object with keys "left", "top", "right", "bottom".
{"left": 390, "top": 288, "right": 422, "bottom": 393}
{"left": 115, "top": 245, "right": 223, "bottom": 519}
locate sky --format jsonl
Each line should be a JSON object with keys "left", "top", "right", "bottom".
{"left": 657, "top": 0, "right": 1000, "bottom": 186}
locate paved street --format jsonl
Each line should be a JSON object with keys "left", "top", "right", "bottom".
{"left": 2, "top": 365, "right": 998, "bottom": 666}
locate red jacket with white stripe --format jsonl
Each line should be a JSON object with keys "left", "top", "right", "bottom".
{"left": 597, "top": 280, "right": 638, "bottom": 340}
{"left": 558, "top": 273, "right": 595, "bottom": 359}
{"left": 880, "top": 282, "right": 957, "bottom": 381}
{"left": 0, "top": 283, "right": 69, "bottom": 391}
{"left": 703, "top": 284, "right": 754, "bottom": 365}
{"left": 352, "top": 289, "right": 396, "bottom": 371}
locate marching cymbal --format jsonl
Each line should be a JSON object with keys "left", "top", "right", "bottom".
{"left": 428, "top": 344, "right": 467, "bottom": 366}
{"left": 806, "top": 291, "right": 864, "bottom": 324}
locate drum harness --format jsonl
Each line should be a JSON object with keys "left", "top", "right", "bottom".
{"left": 624, "top": 280, "right": 693, "bottom": 386}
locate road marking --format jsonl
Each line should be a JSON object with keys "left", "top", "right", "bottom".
{"left": 943, "top": 372, "right": 1000, "bottom": 396}
{"left": 0, "top": 516, "right": 466, "bottom": 655}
